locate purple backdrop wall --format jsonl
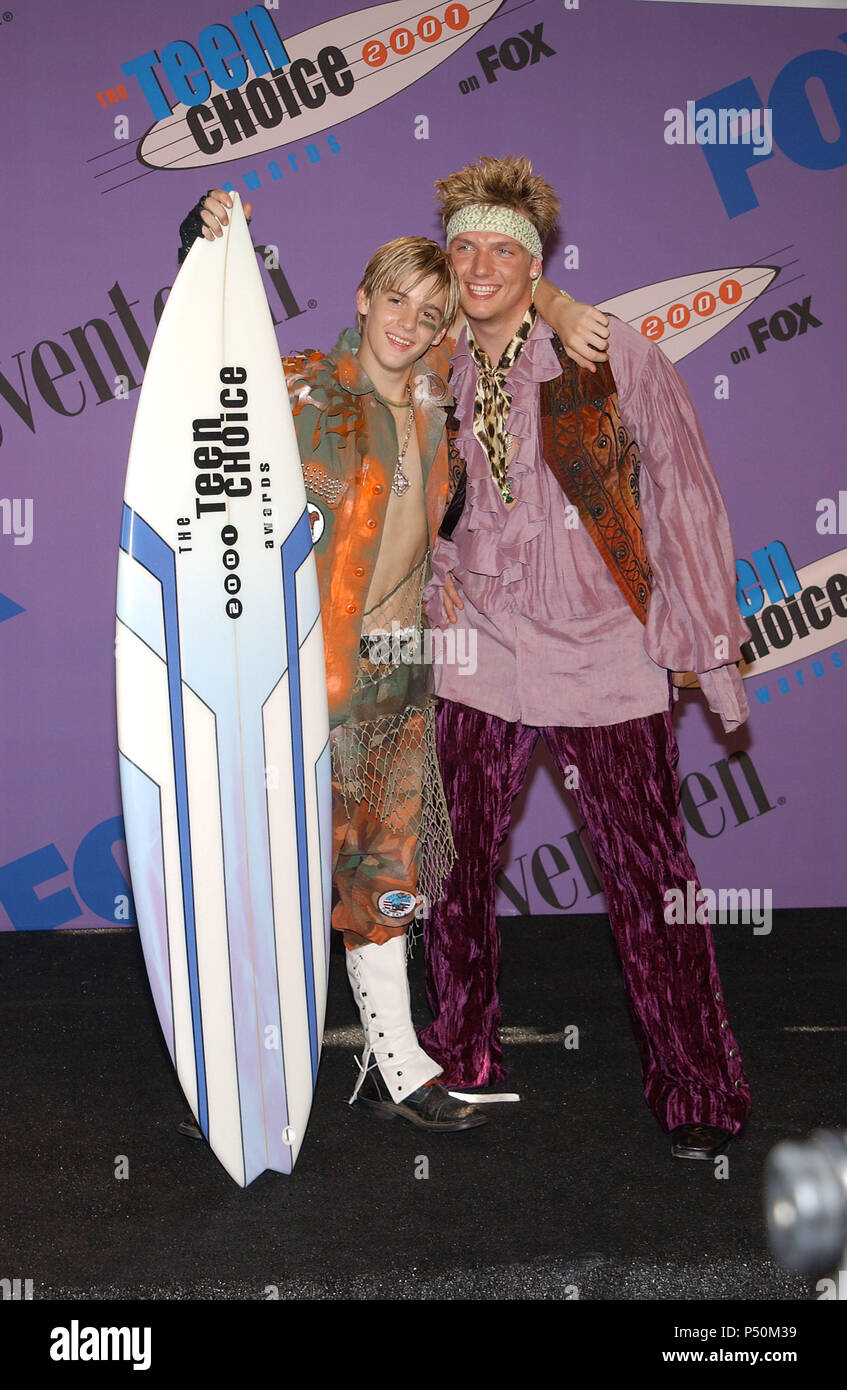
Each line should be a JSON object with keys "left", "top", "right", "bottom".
{"left": 1, "top": 0, "right": 845, "bottom": 930}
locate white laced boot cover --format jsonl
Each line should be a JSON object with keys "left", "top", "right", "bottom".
{"left": 346, "top": 935, "right": 442, "bottom": 1102}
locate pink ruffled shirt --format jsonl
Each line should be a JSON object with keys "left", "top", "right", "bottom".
{"left": 426, "top": 316, "right": 750, "bottom": 731}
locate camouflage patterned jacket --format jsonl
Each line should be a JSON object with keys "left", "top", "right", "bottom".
{"left": 283, "top": 329, "right": 455, "bottom": 729}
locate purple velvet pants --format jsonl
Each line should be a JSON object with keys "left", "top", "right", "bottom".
{"left": 419, "top": 698, "right": 752, "bottom": 1133}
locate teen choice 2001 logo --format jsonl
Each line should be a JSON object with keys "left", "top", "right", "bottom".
{"left": 121, "top": 1, "right": 504, "bottom": 171}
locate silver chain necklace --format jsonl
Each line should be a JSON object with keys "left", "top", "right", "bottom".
{"left": 390, "top": 387, "right": 414, "bottom": 497}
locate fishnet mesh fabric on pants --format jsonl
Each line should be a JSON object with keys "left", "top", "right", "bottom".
{"left": 331, "top": 554, "right": 455, "bottom": 917}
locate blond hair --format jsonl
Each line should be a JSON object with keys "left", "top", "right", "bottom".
{"left": 435, "top": 155, "right": 559, "bottom": 244}
{"left": 357, "top": 237, "right": 460, "bottom": 332}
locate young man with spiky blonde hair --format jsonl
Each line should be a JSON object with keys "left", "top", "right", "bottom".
{"left": 436, "top": 151, "right": 561, "bottom": 243}
{"left": 420, "top": 156, "right": 753, "bottom": 1161}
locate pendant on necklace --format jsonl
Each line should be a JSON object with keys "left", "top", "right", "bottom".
{"left": 392, "top": 460, "right": 411, "bottom": 496}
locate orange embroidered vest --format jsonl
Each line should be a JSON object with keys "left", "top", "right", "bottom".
{"left": 441, "top": 334, "right": 653, "bottom": 625}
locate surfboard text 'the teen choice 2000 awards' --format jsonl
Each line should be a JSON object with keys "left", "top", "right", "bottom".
{"left": 192, "top": 366, "right": 254, "bottom": 619}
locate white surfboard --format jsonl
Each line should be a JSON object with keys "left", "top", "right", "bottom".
{"left": 116, "top": 194, "right": 331, "bottom": 1186}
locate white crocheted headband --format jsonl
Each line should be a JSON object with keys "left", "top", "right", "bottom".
{"left": 444, "top": 204, "right": 543, "bottom": 261}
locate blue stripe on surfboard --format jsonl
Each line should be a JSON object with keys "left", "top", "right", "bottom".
{"left": 118, "top": 752, "right": 175, "bottom": 1062}
{"left": 315, "top": 740, "right": 333, "bottom": 950}
{"left": 116, "top": 548, "right": 166, "bottom": 660}
{"left": 280, "top": 508, "right": 320, "bottom": 1080}
{"left": 120, "top": 502, "right": 209, "bottom": 1134}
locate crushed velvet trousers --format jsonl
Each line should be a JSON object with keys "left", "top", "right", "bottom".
{"left": 418, "top": 698, "right": 752, "bottom": 1133}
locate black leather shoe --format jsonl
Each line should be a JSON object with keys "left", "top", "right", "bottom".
{"left": 670, "top": 1123, "right": 732, "bottom": 1160}
{"left": 178, "top": 1115, "right": 203, "bottom": 1141}
{"left": 352, "top": 1069, "right": 487, "bottom": 1131}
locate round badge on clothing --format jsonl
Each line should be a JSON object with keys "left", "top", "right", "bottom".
{"left": 307, "top": 503, "right": 325, "bottom": 542}
{"left": 377, "top": 890, "right": 418, "bottom": 920}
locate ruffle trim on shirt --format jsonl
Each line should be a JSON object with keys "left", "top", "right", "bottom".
{"left": 698, "top": 665, "right": 750, "bottom": 732}
{"left": 457, "top": 431, "right": 546, "bottom": 584}
{"left": 449, "top": 322, "right": 563, "bottom": 584}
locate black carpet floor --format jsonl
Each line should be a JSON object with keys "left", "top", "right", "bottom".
{"left": 2, "top": 911, "right": 845, "bottom": 1342}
